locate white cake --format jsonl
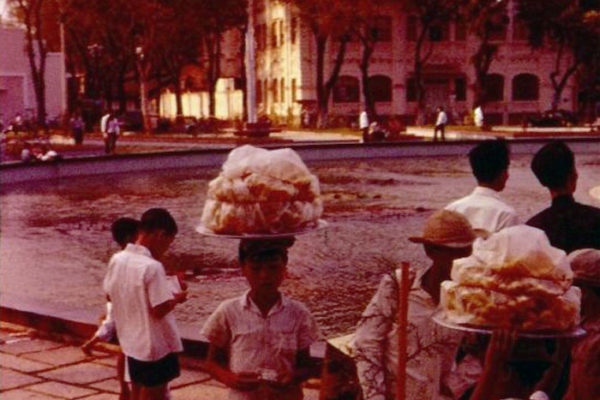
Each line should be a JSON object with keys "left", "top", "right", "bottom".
{"left": 201, "top": 145, "right": 323, "bottom": 234}
{"left": 440, "top": 226, "right": 581, "bottom": 331}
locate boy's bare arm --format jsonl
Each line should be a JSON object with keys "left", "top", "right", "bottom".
{"left": 204, "top": 343, "right": 260, "bottom": 391}
{"left": 150, "top": 291, "right": 187, "bottom": 319}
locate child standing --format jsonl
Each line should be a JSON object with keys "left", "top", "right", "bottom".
{"left": 201, "top": 237, "right": 322, "bottom": 400}
{"left": 81, "top": 217, "right": 139, "bottom": 400}
{"left": 104, "top": 208, "right": 187, "bottom": 400}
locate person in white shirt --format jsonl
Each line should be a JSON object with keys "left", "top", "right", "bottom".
{"left": 103, "top": 208, "right": 187, "bottom": 400}
{"left": 202, "top": 238, "right": 322, "bottom": 400}
{"left": 434, "top": 106, "right": 448, "bottom": 142}
{"left": 446, "top": 139, "right": 518, "bottom": 234}
{"left": 359, "top": 110, "right": 370, "bottom": 143}
{"left": 474, "top": 105, "right": 484, "bottom": 129}
{"left": 105, "top": 115, "right": 120, "bottom": 154}
{"left": 100, "top": 111, "right": 111, "bottom": 136}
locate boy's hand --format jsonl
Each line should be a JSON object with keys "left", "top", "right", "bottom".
{"left": 264, "top": 371, "right": 295, "bottom": 390}
{"left": 173, "top": 290, "right": 187, "bottom": 304}
{"left": 222, "top": 371, "right": 260, "bottom": 391}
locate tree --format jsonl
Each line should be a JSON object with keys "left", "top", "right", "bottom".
{"left": 399, "top": 0, "right": 460, "bottom": 123}
{"left": 288, "top": 0, "right": 354, "bottom": 128}
{"left": 155, "top": 0, "right": 205, "bottom": 118}
{"left": 197, "top": 0, "right": 247, "bottom": 117}
{"left": 518, "top": 0, "right": 599, "bottom": 111}
{"left": 461, "top": 0, "right": 508, "bottom": 109}
{"left": 352, "top": 2, "right": 382, "bottom": 121}
{"left": 9, "top": 0, "right": 52, "bottom": 127}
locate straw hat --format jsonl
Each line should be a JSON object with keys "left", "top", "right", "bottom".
{"left": 568, "top": 248, "right": 600, "bottom": 286}
{"left": 409, "top": 209, "right": 478, "bottom": 248}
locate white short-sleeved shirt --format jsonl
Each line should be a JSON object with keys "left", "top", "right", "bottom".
{"left": 103, "top": 244, "right": 183, "bottom": 361}
{"left": 201, "top": 291, "right": 322, "bottom": 400}
{"left": 445, "top": 186, "right": 519, "bottom": 234}
{"left": 436, "top": 111, "right": 448, "bottom": 126}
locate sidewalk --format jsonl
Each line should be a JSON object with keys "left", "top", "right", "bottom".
{"left": 0, "top": 322, "right": 320, "bottom": 400}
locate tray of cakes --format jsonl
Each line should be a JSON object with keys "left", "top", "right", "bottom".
{"left": 197, "top": 145, "right": 327, "bottom": 239}
{"left": 434, "top": 225, "right": 586, "bottom": 338}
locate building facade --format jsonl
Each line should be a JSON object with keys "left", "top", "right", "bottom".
{"left": 253, "top": 0, "right": 577, "bottom": 126}
{"left": 0, "top": 27, "right": 65, "bottom": 126}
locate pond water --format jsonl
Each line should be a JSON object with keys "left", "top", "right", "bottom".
{"left": 1, "top": 152, "right": 599, "bottom": 337}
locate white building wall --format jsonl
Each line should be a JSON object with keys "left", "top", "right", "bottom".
{"left": 251, "top": 0, "right": 577, "bottom": 125}
{"left": 0, "top": 27, "right": 65, "bottom": 124}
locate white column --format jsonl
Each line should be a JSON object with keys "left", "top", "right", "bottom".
{"left": 59, "top": 20, "right": 67, "bottom": 116}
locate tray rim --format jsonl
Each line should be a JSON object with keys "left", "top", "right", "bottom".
{"left": 195, "top": 219, "right": 329, "bottom": 239}
{"left": 432, "top": 310, "right": 587, "bottom": 339}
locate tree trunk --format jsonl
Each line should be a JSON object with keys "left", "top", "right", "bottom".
{"left": 206, "top": 34, "right": 222, "bottom": 118}
{"left": 360, "top": 41, "right": 376, "bottom": 120}
{"left": 239, "top": 26, "right": 248, "bottom": 122}
{"left": 315, "top": 33, "right": 327, "bottom": 128}
{"left": 22, "top": 0, "right": 48, "bottom": 129}
{"left": 413, "top": 23, "right": 430, "bottom": 125}
{"left": 117, "top": 67, "right": 127, "bottom": 114}
{"left": 174, "top": 76, "right": 183, "bottom": 118}
{"left": 136, "top": 59, "right": 151, "bottom": 132}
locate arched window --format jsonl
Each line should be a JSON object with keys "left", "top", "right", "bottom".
{"left": 333, "top": 75, "right": 360, "bottom": 103}
{"left": 512, "top": 73, "right": 539, "bottom": 100}
{"left": 280, "top": 79, "right": 285, "bottom": 102}
{"left": 368, "top": 75, "right": 392, "bottom": 102}
{"left": 484, "top": 74, "right": 504, "bottom": 102}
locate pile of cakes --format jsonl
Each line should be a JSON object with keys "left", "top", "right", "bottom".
{"left": 440, "top": 225, "right": 581, "bottom": 331}
{"left": 201, "top": 145, "right": 323, "bottom": 234}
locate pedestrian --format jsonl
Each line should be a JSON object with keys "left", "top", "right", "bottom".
{"left": 359, "top": 110, "right": 370, "bottom": 143}
{"left": 82, "top": 217, "right": 140, "bottom": 400}
{"left": 445, "top": 139, "right": 518, "bottom": 235}
{"left": 434, "top": 106, "right": 448, "bottom": 141}
{"left": 103, "top": 208, "right": 187, "bottom": 400}
{"left": 352, "top": 209, "right": 479, "bottom": 399}
{"left": 474, "top": 105, "right": 484, "bottom": 129}
{"left": 70, "top": 112, "right": 85, "bottom": 145}
{"left": 527, "top": 141, "right": 600, "bottom": 252}
{"left": 105, "top": 115, "right": 120, "bottom": 154}
{"left": 201, "top": 237, "right": 322, "bottom": 400}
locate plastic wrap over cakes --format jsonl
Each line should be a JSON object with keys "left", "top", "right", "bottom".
{"left": 201, "top": 145, "right": 323, "bottom": 234}
{"left": 440, "top": 225, "right": 581, "bottom": 331}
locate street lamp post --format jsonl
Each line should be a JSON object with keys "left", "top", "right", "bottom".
{"left": 245, "top": 0, "right": 257, "bottom": 124}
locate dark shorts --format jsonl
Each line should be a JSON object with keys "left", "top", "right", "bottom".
{"left": 127, "top": 353, "right": 180, "bottom": 387}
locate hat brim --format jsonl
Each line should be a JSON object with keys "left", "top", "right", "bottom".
{"left": 408, "top": 236, "right": 474, "bottom": 248}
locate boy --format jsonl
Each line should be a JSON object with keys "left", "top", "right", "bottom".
{"left": 446, "top": 139, "right": 518, "bottom": 234}
{"left": 201, "top": 237, "right": 322, "bottom": 400}
{"left": 527, "top": 141, "right": 600, "bottom": 252}
{"left": 82, "top": 217, "right": 139, "bottom": 400}
{"left": 104, "top": 208, "right": 187, "bottom": 400}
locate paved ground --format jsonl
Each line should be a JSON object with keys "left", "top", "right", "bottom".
{"left": 0, "top": 322, "right": 321, "bottom": 399}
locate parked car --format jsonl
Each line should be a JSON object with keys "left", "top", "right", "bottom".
{"left": 527, "top": 110, "right": 578, "bottom": 127}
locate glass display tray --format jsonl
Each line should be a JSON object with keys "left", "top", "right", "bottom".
{"left": 196, "top": 219, "right": 328, "bottom": 239}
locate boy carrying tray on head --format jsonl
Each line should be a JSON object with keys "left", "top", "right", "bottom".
{"left": 201, "top": 237, "right": 322, "bottom": 400}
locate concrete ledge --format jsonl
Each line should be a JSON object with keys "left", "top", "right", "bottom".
{"left": 2, "top": 138, "right": 599, "bottom": 186}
